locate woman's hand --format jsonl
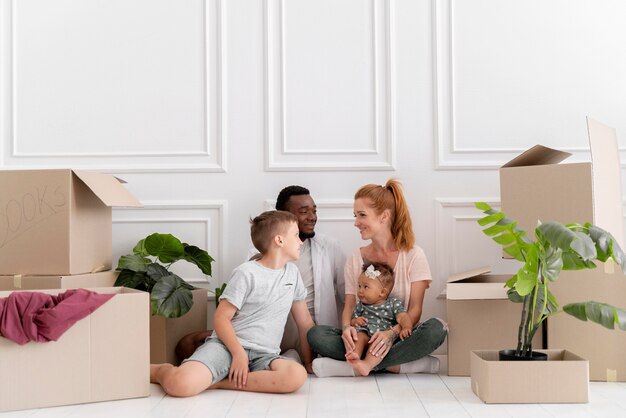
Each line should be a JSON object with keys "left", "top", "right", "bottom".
{"left": 228, "top": 351, "right": 249, "bottom": 389}
{"left": 368, "top": 329, "right": 396, "bottom": 358}
{"left": 341, "top": 325, "right": 359, "bottom": 353}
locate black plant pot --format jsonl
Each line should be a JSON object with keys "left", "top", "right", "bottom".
{"left": 498, "top": 349, "right": 548, "bottom": 361}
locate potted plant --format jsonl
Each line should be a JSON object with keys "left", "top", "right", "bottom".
{"left": 475, "top": 202, "right": 626, "bottom": 360}
{"left": 114, "top": 232, "right": 215, "bottom": 318}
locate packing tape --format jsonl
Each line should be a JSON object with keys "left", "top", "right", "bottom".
{"left": 13, "top": 275, "right": 22, "bottom": 289}
{"left": 604, "top": 259, "right": 615, "bottom": 274}
{"left": 607, "top": 369, "right": 617, "bottom": 382}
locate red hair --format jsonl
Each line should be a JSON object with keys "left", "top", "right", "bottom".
{"left": 354, "top": 178, "right": 415, "bottom": 251}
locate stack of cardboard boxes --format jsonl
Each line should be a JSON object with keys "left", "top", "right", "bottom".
{"left": 0, "top": 169, "right": 149, "bottom": 412}
{"left": 446, "top": 118, "right": 625, "bottom": 402}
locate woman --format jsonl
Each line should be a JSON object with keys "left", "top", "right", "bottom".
{"left": 307, "top": 179, "right": 447, "bottom": 376}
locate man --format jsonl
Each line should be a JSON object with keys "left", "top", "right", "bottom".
{"left": 175, "top": 185, "right": 345, "bottom": 361}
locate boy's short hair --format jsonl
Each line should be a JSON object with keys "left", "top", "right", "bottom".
{"left": 361, "top": 262, "right": 394, "bottom": 294}
{"left": 250, "top": 210, "right": 297, "bottom": 254}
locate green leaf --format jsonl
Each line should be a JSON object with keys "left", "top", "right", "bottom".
{"left": 477, "top": 212, "right": 505, "bottom": 226}
{"left": 492, "top": 233, "right": 517, "bottom": 246}
{"left": 515, "top": 269, "right": 538, "bottom": 296}
{"left": 146, "top": 263, "right": 170, "bottom": 281}
{"left": 515, "top": 247, "right": 539, "bottom": 296}
{"left": 183, "top": 245, "right": 214, "bottom": 276}
{"left": 150, "top": 274, "right": 194, "bottom": 318}
{"left": 533, "top": 285, "right": 558, "bottom": 318}
{"left": 538, "top": 222, "right": 596, "bottom": 260}
{"left": 475, "top": 202, "right": 491, "bottom": 211}
{"left": 114, "top": 270, "right": 149, "bottom": 291}
{"left": 504, "top": 244, "right": 526, "bottom": 262}
{"left": 133, "top": 239, "right": 148, "bottom": 257}
{"left": 504, "top": 274, "right": 518, "bottom": 289}
{"left": 587, "top": 224, "right": 626, "bottom": 274}
{"left": 144, "top": 233, "right": 185, "bottom": 264}
{"left": 564, "top": 302, "right": 626, "bottom": 331}
{"left": 507, "top": 287, "right": 524, "bottom": 303}
{"left": 537, "top": 222, "right": 579, "bottom": 251}
{"left": 116, "top": 254, "right": 150, "bottom": 272}
{"left": 560, "top": 253, "right": 596, "bottom": 270}
{"left": 570, "top": 231, "right": 597, "bottom": 260}
{"left": 541, "top": 247, "right": 563, "bottom": 282}
{"left": 482, "top": 223, "right": 509, "bottom": 236}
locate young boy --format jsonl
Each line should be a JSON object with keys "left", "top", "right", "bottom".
{"left": 150, "top": 210, "right": 315, "bottom": 397}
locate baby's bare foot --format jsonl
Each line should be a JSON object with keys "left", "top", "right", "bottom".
{"left": 350, "top": 360, "right": 373, "bottom": 377}
{"left": 345, "top": 351, "right": 360, "bottom": 361}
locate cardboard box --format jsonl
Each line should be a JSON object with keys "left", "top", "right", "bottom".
{"left": 470, "top": 350, "right": 589, "bottom": 403}
{"left": 446, "top": 266, "right": 542, "bottom": 376}
{"left": 0, "top": 169, "right": 141, "bottom": 275}
{"left": 0, "top": 287, "right": 150, "bottom": 412}
{"left": 499, "top": 118, "right": 626, "bottom": 381}
{"left": 500, "top": 117, "right": 624, "bottom": 248}
{"left": 150, "top": 288, "right": 208, "bottom": 365}
{"left": 548, "top": 266, "right": 626, "bottom": 381}
{"left": 0, "top": 270, "right": 118, "bottom": 291}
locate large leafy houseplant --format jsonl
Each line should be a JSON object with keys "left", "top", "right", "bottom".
{"left": 475, "top": 202, "right": 626, "bottom": 359}
{"left": 115, "top": 233, "right": 215, "bottom": 318}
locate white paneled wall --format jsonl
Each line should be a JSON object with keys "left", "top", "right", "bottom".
{"left": 2, "top": 0, "right": 626, "bottom": 336}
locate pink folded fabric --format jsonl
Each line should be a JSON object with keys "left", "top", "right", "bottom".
{"left": 0, "top": 288, "right": 115, "bottom": 345}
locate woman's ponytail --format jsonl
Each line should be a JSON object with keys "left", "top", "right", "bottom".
{"left": 385, "top": 179, "right": 415, "bottom": 251}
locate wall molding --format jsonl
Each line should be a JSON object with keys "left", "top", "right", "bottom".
{"left": 264, "top": 0, "right": 395, "bottom": 171}
{"left": 434, "top": 198, "right": 501, "bottom": 296}
{"left": 432, "top": 0, "right": 626, "bottom": 170}
{"left": 2, "top": 0, "right": 226, "bottom": 173}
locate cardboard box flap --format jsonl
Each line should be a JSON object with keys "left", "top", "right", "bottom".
{"left": 447, "top": 266, "right": 491, "bottom": 283}
{"left": 587, "top": 117, "right": 625, "bottom": 248}
{"left": 73, "top": 170, "right": 142, "bottom": 207}
{"left": 501, "top": 145, "right": 572, "bottom": 168}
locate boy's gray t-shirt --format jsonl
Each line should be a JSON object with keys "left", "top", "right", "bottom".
{"left": 215, "top": 260, "right": 306, "bottom": 354}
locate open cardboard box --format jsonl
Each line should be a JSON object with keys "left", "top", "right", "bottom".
{"left": 0, "top": 270, "right": 118, "bottom": 291}
{"left": 471, "top": 350, "right": 589, "bottom": 404}
{"left": 0, "top": 287, "right": 150, "bottom": 412}
{"left": 150, "top": 287, "right": 208, "bottom": 365}
{"left": 549, "top": 266, "right": 626, "bottom": 381}
{"left": 0, "top": 169, "right": 141, "bottom": 275}
{"left": 445, "top": 266, "right": 542, "bottom": 376}
{"left": 500, "top": 118, "right": 623, "bottom": 248}
{"left": 499, "top": 118, "right": 626, "bottom": 381}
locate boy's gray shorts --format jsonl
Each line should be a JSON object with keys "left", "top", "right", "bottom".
{"left": 184, "top": 338, "right": 285, "bottom": 384}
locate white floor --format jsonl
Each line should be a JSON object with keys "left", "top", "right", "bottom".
{"left": 3, "top": 374, "right": 626, "bottom": 418}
